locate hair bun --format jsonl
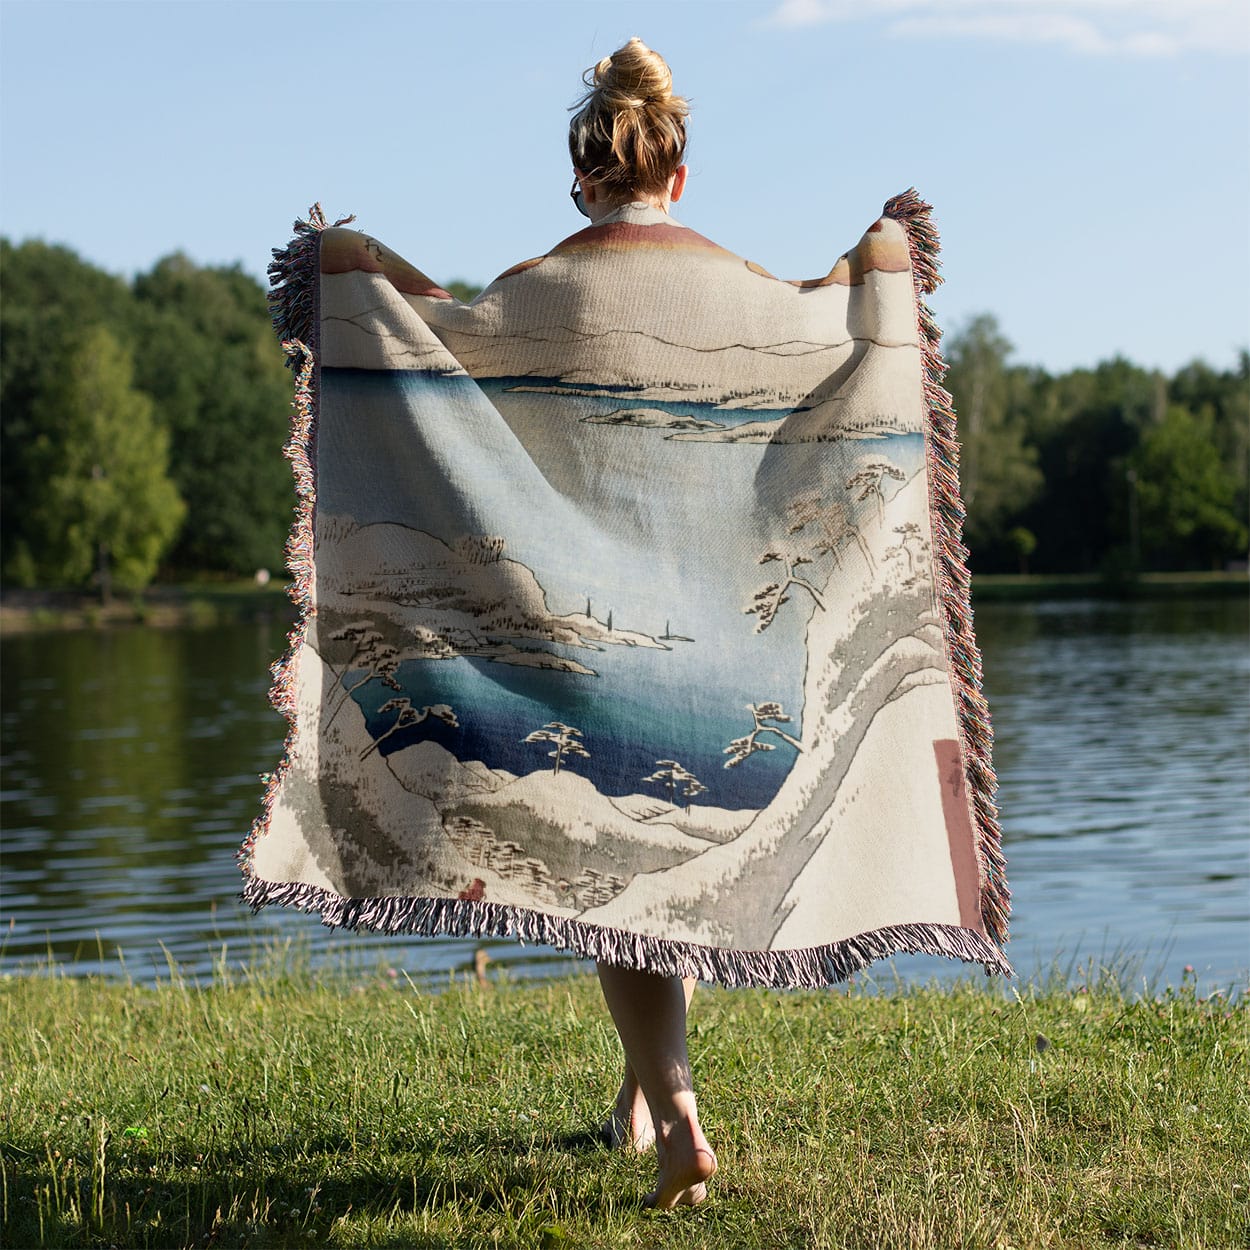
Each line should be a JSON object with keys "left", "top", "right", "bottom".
{"left": 569, "top": 38, "right": 689, "bottom": 197}
{"left": 595, "top": 36, "right": 673, "bottom": 108}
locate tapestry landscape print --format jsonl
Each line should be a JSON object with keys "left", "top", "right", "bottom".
{"left": 240, "top": 195, "right": 1011, "bottom": 986}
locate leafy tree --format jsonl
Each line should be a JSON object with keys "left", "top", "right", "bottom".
{"left": 131, "top": 256, "right": 293, "bottom": 574}
{"left": 1169, "top": 353, "right": 1250, "bottom": 537}
{"left": 444, "top": 280, "right": 483, "bottom": 304}
{"left": 24, "top": 327, "right": 184, "bottom": 596}
{"left": 1006, "top": 526, "right": 1037, "bottom": 574}
{"left": 1129, "top": 405, "right": 1246, "bottom": 570}
{"left": 1019, "top": 357, "right": 1163, "bottom": 573}
{"left": 943, "top": 315, "right": 1043, "bottom": 563}
{"left": 1, "top": 240, "right": 138, "bottom": 581}
{"left": 2, "top": 241, "right": 290, "bottom": 582}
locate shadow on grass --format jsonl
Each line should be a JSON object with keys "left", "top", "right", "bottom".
{"left": 4, "top": 1126, "right": 636, "bottom": 1249}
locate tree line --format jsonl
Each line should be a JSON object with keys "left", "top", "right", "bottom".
{"left": 1, "top": 238, "right": 1245, "bottom": 595}
{"left": 945, "top": 315, "right": 1247, "bottom": 575}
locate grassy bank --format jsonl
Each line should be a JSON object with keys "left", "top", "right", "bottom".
{"left": 2, "top": 965, "right": 1245, "bottom": 1249}
{"left": 0, "top": 582, "right": 293, "bottom": 634}
{"left": 969, "top": 570, "right": 1248, "bottom": 602}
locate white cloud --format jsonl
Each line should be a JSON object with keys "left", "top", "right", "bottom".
{"left": 766, "top": 0, "right": 1250, "bottom": 57}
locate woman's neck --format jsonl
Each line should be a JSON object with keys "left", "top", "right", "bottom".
{"left": 585, "top": 193, "right": 670, "bottom": 224}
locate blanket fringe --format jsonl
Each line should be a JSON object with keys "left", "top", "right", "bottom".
{"left": 238, "top": 208, "right": 346, "bottom": 877}
{"left": 267, "top": 203, "right": 355, "bottom": 363}
{"left": 240, "top": 873, "right": 1013, "bottom": 988}
{"left": 883, "top": 188, "right": 1011, "bottom": 949}
{"left": 235, "top": 337, "right": 318, "bottom": 877}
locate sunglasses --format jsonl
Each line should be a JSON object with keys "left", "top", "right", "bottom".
{"left": 570, "top": 177, "right": 589, "bottom": 219}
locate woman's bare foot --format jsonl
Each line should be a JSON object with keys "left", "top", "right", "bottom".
{"left": 644, "top": 1116, "right": 717, "bottom": 1209}
{"left": 602, "top": 1075, "right": 655, "bottom": 1151}
{"left": 594, "top": 966, "right": 710, "bottom": 1206}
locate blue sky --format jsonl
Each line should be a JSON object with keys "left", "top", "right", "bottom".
{"left": 2, "top": 0, "right": 1246, "bottom": 374}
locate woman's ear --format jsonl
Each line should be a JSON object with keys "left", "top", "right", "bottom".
{"left": 669, "top": 164, "right": 688, "bottom": 203}
{"left": 575, "top": 169, "right": 598, "bottom": 205}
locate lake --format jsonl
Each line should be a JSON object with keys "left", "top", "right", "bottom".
{"left": 2, "top": 596, "right": 1246, "bottom": 992}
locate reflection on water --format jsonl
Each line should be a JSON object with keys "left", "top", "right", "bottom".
{"left": 1, "top": 597, "right": 1246, "bottom": 989}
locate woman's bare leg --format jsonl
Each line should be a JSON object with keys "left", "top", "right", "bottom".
{"left": 602, "top": 977, "right": 696, "bottom": 1151}
{"left": 602, "top": 1056, "right": 655, "bottom": 1151}
{"left": 596, "top": 964, "right": 716, "bottom": 1208}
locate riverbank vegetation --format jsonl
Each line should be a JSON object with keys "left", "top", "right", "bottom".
{"left": 2, "top": 570, "right": 1244, "bottom": 635}
{"left": 2, "top": 238, "right": 1246, "bottom": 601}
{"left": 2, "top": 963, "right": 1245, "bottom": 1249}
{"left": 0, "top": 579, "right": 293, "bottom": 634}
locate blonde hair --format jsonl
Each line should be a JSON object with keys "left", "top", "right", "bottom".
{"left": 568, "top": 37, "right": 689, "bottom": 198}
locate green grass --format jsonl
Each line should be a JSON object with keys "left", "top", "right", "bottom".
{"left": 1, "top": 960, "right": 1246, "bottom": 1249}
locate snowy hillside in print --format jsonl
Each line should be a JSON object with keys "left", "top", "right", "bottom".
{"left": 251, "top": 465, "right": 968, "bottom": 948}
{"left": 251, "top": 637, "right": 766, "bottom": 916}
{"left": 578, "top": 472, "right": 966, "bottom": 947}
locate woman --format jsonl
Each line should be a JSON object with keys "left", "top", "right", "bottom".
{"left": 247, "top": 33, "right": 1009, "bottom": 1220}
{"left": 566, "top": 36, "right": 717, "bottom": 1212}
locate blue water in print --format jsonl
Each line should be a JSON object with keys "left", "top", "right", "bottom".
{"left": 351, "top": 647, "right": 796, "bottom": 811}
{"left": 320, "top": 367, "right": 929, "bottom": 813}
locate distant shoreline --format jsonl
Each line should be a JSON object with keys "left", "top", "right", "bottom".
{"left": 0, "top": 581, "right": 293, "bottom": 634}
{"left": 0, "top": 570, "right": 1245, "bottom": 635}
{"left": 969, "top": 569, "right": 1249, "bottom": 602}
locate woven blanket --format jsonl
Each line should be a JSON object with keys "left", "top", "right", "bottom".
{"left": 239, "top": 192, "right": 1011, "bottom": 987}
